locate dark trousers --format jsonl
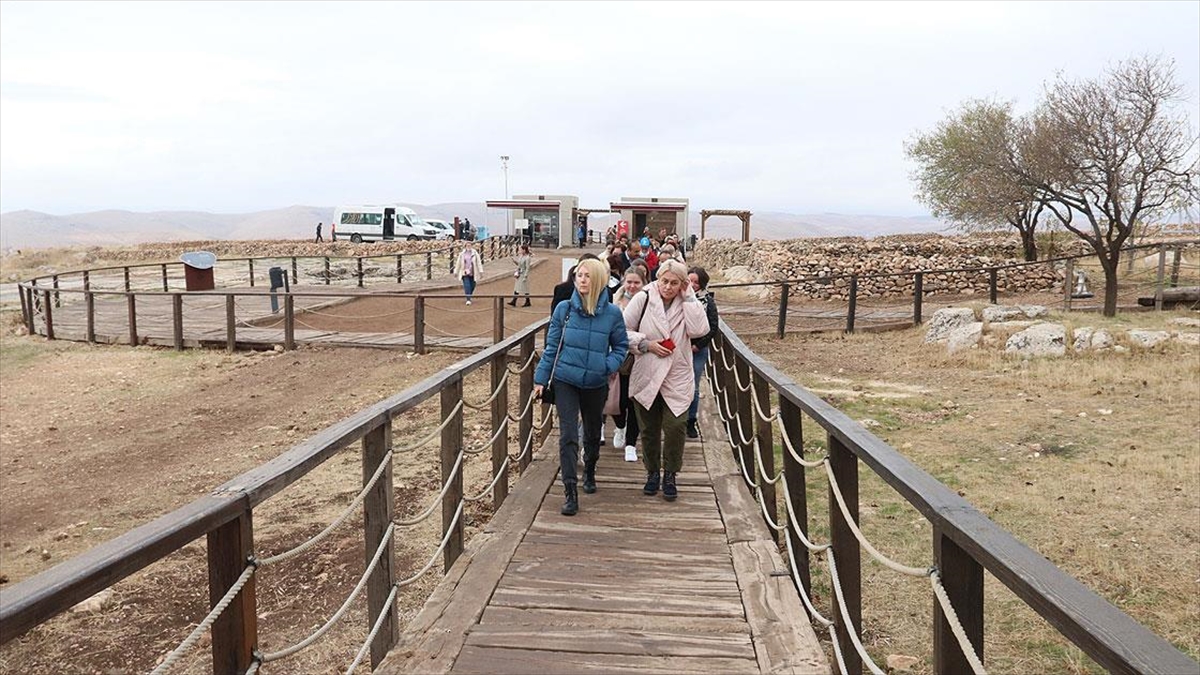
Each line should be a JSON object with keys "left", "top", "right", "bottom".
{"left": 612, "top": 371, "right": 640, "bottom": 446}
{"left": 554, "top": 381, "right": 607, "bottom": 486}
{"left": 634, "top": 394, "right": 687, "bottom": 473}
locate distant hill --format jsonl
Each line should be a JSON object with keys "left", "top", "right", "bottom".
{"left": 0, "top": 203, "right": 951, "bottom": 250}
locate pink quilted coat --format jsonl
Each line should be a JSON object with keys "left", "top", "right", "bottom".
{"left": 623, "top": 283, "right": 710, "bottom": 417}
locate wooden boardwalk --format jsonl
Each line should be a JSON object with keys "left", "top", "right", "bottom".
{"left": 379, "top": 415, "right": 828, "bottom": 674}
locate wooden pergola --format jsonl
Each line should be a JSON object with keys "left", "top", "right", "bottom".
{"left": 700, "top": 209, "right": 753, "bottom": 242}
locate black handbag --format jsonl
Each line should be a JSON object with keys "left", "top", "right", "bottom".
{"left": 541, "top": 313, "right": 569, "bottom": 405}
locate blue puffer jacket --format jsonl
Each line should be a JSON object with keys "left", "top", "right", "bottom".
{"left": 534, "top": 290, "right": 629, "bottom": 390}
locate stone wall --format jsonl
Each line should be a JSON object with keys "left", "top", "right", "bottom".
{"left": 693, "top": 234, "right": 1076, "bottom": 301}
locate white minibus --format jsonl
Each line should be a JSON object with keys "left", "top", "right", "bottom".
{"left": 332, "top": 205, "right": 439, "bottom": 243}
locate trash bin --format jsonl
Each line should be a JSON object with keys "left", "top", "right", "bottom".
{"left": 180, "top": 251, "right": 217, "bottom": 291}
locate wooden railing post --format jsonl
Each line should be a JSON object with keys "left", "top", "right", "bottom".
{"left": 24, "top": 286, "right": 35, "bottom": 335}
{"left": 82, "top": 270, "right": 90, "bottom": 292}
{"left": 172, "top": 293, "right": 184, "bottom": 350}
{"left": 207, "top": 510, "right": 257, "bottom": 675}
{"left": 414, "top": 296, "right": 426, "bottom": 355}
{"left": 396, "top": 254, "right": 403, "bottom": 283}
{"left": 357, "top": 257, "right": 364, "bottom": 288}
{"left": 226, "top": 295, "right": 236, "bottom": 353}
{"left": 491, "top": 350, "right": 510, "bottom": 508}
{"left": 126, "top": 294, "right": 138, "bottom": 346}
{"left": 779, "top": 397, "right": 811, "bottom": 598}
{"left": 1062, "top": 258, "right": 1074, "bottom": 311}
{"left": 777, "top": 283, "right": 790, "bottom": 339}
{"left": 324, "top": 257, "right": 331, "bottom": 285}
{"left": 752, "top": 371, "right": 777, "bottom": 542}
{"left": 123, "top": 267, "right": 130, "bottom": 292}
{"left": 845, "top": 275, "right": 858, "bottom": 334}
{"left": 85, "top": 292, "right": 95, "bottom": 343}
{"left": 248, "top": 259, "right": 255, "bottom": 287}
{"left": 43, "top": 290, "right": 54, "bottom": 340}
{"left": 441, "top": 376, "right": 465, "bottom": 570}
{"left": 734, "top": 355, "right": 754, "bottom": 482}
{"left": 162, "top": 263, "right": 169, "bottom": 292}
{"left": 283, "top": 294, "right": 295, "bottom": 351}
{"left": 291, "top": 257, "right": 298, "bottom": 285}
{"left": 18, "top": 286, "right": 29, "bottom": 335}
{"left": 426, "top": 252, "right": 433, "bottom": 281}
{"left": 362, "top": 421, "right": 398, "bottom": 668}
{"left": 52, "top": 275, "right": 60, "bottom": 308}
{"left": 494, "top": 296, "right": 505, "bottom": 343}
{"left": 828, "top": 434, "right": 862, "bottom": 675}
{"left": 1154, "top": 246, "right": 1167, "bottom": 311}
{"left": 1169, "top": 247, "right": 1182, "bottom": 287}
{"left": 988, "top": 268, "right": 998, "bottom": 304}
{"left": 913, "top": 272, "right": 924, "bottom": 326}
{"left": 518, "top": 333, "right": 535, "bottom": 472}
{"left": 933, "top": 528, "right": 984, "bottom": 675}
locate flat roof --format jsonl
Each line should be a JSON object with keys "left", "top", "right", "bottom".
{"left": 609, "top": 202, "right": 688, "bottom": 212}
{"left": 486, "top": 200, "right": 563, "bottom": 209}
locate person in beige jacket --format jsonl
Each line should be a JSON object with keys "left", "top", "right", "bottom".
{"left": 622, "top": 259, "right": 710, "bottom": 501}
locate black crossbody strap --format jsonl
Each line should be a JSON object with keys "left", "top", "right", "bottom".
{"left": 548, "top": 312, "right": 569, "bottom": 383}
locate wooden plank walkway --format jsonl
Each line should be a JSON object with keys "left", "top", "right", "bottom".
{"left": 379, "top": 412, "right": 828, "bottom": 674}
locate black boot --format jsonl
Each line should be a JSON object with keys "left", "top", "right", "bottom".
{"left": 561, "top": 484, "right": 578, "bottom": 516}
{"left": 507, "top": 294, "right": 517, "bottom": 307}
{"left": 686, "top": 419, "right": 699, "bottom": 439}
{"left": 643, "top": 471, "right": 661, "bottom": 496}
{"left": 522, "top": 296, "right": 532, "bottom": 307}
{"left": 662, "top": 472, "right": 678, "bottom": 501}
{"left": 582, "top": 461, "right": 597, "bottom": 494}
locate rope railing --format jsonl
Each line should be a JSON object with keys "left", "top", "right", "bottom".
{"left": 709, "top": 336, "right": 988, "bottom": 675}
{"left": 150, "top": 562, "right": 257, "bottom": 675}
{"left": 463, "top": 371, "right": 510, "bottom": 409}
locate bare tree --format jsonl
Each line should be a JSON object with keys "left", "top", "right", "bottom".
{"left": 905, "top": 100, "right": 1047, "bottom": 261}
{"left": 1017, "top": 56, "right": 1198, "bottom": 316}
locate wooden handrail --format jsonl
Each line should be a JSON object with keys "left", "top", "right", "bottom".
{"left": 715, "top": 320, "right": 1198, "bottom": 674}
{"left": 0, "top": 317, "right": 549, "bottom": 646}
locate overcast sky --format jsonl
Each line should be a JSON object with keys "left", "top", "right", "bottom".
{"left": 1, "top": 1, "right": 1197, "bottom": 217}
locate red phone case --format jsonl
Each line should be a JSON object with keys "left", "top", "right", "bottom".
{"left": 661, "top": 338, "right": 676, "bottom": 351}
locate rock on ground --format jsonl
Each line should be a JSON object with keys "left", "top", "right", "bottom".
{"left": 1020, "top": 304, "right": 1050, "bottom": 318}
{"left": 925, "top": 308, "right": 977, "bottom": 343}
{"left": 1006, "top": 322, "right": 1067, "bottom": 358}
{"left": 947, "top": 322, "right": 983, "bottom": 354}
{"left": 982, "top": 305, "right": 1025, "bottom": 323}
{"left": 1127, "top": 330, "right": 1170, "bottom": 349}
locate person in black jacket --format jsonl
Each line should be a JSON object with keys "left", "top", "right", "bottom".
{"left": 686, "top": 266, "right": 719, "bottom": 439}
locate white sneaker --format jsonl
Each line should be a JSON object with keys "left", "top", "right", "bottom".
{"left": 613, "top": 426, "right": 626, "bottom": 449}
{"left": 466, "top": 299, "right": 472, "bottom": 305}
{"left": 624, "top": 445, "right": 638, "bottom": 462}
{"left": 600, "top": 427, "right": 605, "bottom": 444}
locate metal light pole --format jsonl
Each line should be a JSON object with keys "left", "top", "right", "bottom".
{"left": 500, "top": 155, "right": 510, "bottom": 236}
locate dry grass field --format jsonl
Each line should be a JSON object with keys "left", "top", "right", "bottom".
{"left": 0, "top": 327, "right": 536, "bottom": 674}
{"left": 748, "top": 308, "right": 1200, "bottom": 674}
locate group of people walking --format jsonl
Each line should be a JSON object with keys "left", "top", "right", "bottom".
{"left": 534, "top": 251, "right": 720, "bottom": 516}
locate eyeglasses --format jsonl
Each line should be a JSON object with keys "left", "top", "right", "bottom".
{"left": 659, "top": 279, "right": 683, "bottom": 287}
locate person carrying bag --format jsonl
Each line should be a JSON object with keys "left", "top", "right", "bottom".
{"left": 534, "top": 258, "right": 629, "bottom": 516}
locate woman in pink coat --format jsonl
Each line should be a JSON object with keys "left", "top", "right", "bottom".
{"left": 622, "top": 259, "right": 710, "bottom": 501}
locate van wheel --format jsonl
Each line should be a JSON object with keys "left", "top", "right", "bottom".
{"left": 351, "top": 234, "right": 363, "bottom": 244}
{"left": 407, "top": 235, "right": 419, "bottom": 241}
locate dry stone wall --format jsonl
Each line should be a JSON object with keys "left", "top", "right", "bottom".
{"left": 693, "top": 234, "right": 1074, "bottom": 301}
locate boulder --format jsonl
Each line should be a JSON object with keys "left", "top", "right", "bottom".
{"left": 946, "top": 322, "right": 983, "bottom": 353}
{"left": 1167, "top": 317, "right": 1200, "bottom": 329}
{"left": 982, "top": 305, "right": 1025, "bottom": 323}
{"left": 1005, "top": 323, "right": 1067, "bottom": 358}
{"left": 924, "top": 308, "right": 977, "bottom": 343}
{"left": 1127, "top": 330, "right": 1170, "bottom": 349}
{"left": 1020, "top": 304, "right": 1050, "bottom": 318}
{"left": 1173, "top": 332, "right": 1200, "bottom": 346}
{"left": 1091, "top": 329, "right": 1115, "bottom": 350}
{"left": 1072, "top": 327, "right": 1094, "bottom": 352}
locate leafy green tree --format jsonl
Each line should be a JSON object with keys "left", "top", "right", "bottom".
{"left": 905, "top": 100, "right": 1046, "bottom": 261}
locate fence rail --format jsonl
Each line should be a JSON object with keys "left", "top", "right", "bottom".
{"left": 0, "top": 316, "right": 551, "bottom": 675}
{"left": 708, "top": 321, "right": 1198, "bottom": 675}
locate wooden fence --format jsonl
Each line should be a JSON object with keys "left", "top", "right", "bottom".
{"left": 707, "top": 322, "right": 1198, "bottom": 675}
{"left": 0, "top": 317, "right": 550, "bottom": 673}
